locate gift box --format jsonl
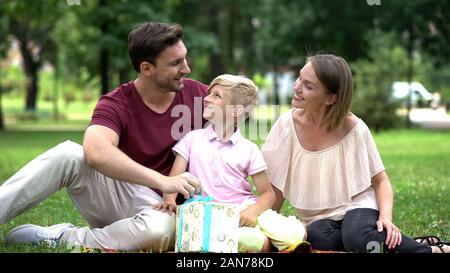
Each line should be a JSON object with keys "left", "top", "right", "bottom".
{"left": 175, "top": 196, "right": 239, "bottom": 253}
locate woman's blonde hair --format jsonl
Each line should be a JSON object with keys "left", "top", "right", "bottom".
{"left": 308, "top": 54, "right": 353, "bottom": 131}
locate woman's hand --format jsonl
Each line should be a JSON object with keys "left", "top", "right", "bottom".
{"left": 377, "top": 217, "right": 402, "bottom": 249}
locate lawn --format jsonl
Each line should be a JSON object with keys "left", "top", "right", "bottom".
{"left": 0, "top": 128, "right": 449, "bottom": 252}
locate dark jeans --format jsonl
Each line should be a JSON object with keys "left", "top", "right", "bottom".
{"left": 306, "top": 208, "right": 431, "bottom": 253}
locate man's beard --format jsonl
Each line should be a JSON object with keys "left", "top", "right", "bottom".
{"left": 155, "top": 76, "right": 184, "bottom": 92}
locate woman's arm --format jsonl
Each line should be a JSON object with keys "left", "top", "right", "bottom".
{"left": 239, "top": 171, "right": 276, "bottom": 227}
{"left": 371, "top": 171, "right": 402, "bottom": 249}
{"left": 271, "top": 185, "right": 285, "bottom": 213}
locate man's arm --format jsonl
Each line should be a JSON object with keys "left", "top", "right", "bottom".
{"left": 164, "top": 153, "right": 190, "bottom": 201}
{"left": 83, "top": 125, "right": 200, "bottom": 198}
{"left": 154, "top": 153, "right": 190, "bottom": 214}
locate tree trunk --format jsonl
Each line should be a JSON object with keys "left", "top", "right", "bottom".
{"left": 406, "top": 21, "right": 414, "bottom": 128}
{"left": 119, "top": 68, "right": 130, "bottom": 85}
{"left": 0, "top": 87, "right": 4, "bottom": 130}
{"left": 207, "top": 1, "right": 225, "bottom": 82}
{"left": 18, "top": 39, "right": 40, "bottom": 111}
{"left": 0, "top": 66, "right": 4, "bottom": 130}
{"left": 100, "top": 47, "right": 109, "bottom": 95}
{"left": 227, "top": 3, "right": 234, "bottom": 71}
{"left": 53, "top": 52, "right": 60, "bottom": 121}
{"left": 25, "top": 71, "right": 39, "bottom": 111}
{"left": 100, "top": 0, "right": 109, "bottom": 95}
{"left": 272, "top": 66, "right": 280, "bottom": 106}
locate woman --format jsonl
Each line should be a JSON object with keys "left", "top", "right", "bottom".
{"left": 262, "top": 54, "right": 449, "bottom": 253}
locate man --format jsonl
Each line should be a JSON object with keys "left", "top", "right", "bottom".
{"left": 0, "top": 22, "right": 206, "bottom": 252}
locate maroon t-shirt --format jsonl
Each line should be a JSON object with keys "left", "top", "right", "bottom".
{"left": 89, "top": 78, "right": 208, "bottom": 196}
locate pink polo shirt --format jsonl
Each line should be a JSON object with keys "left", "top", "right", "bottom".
{"left": 172, "top": 124, "right": 267, "bottom": 205}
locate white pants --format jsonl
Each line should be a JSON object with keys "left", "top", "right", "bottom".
{"left": 0, "top": 140, "right": 175, "bottom": 252}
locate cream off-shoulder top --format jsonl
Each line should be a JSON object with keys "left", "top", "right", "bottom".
{"left": 261, "top": 109, "right": 385, "bottom": 226}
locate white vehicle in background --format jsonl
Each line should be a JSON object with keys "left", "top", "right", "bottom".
{"left": 391, "top": 81, "right": 433, "bottom": 107}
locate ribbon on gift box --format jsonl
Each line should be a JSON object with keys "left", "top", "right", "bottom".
{"left": 184, "top": 195, "right": 214, "bottom": 204}
{"left": 177, "top": 195, "right": 214, "bottom": 252}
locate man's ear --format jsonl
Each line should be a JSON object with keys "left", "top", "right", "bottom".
{"left": 140, "top": 61, "right": 154, "bottom": 77}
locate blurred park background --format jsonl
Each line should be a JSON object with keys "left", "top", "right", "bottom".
{"left": 0, "top": 0, "right": 450, "bottom": 252}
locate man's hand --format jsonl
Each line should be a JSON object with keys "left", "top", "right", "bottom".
{"left": 159, "top": 172, "right": 201, "bottom": 199}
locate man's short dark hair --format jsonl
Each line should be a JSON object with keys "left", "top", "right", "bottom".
{"left": 128, "top": 22, "right": 184, "bottom": 73}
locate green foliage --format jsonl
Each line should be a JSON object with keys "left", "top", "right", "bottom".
{"left": 81, "top": 91, "right": 94, "bottom": 103}
{"left": 351, "top": 31, "right": 405, "bottom": 131}
{"left": 0, "top": 16, "right": 8, "bottom": 58}
{"left": 0, "top": 0, "right": 66, "bottom": 110}
{"left": 63, "top": 90, "right": 76, "bottom": 106}
{"left": 1, "top": 66, "right": 25, "bottom": 97}
{"left": 426, "top": 66, "right": 450, "bottom": 102}
{"left": 2, "top": 0, "right": 450, "bottom": 113}
{"left": 254, "top": 0, "right": 378, "bottom": 69}
{"left": 377, "top": 0, "right": 450, "bottom": 68}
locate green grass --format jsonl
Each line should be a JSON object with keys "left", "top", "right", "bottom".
{"left": 0, "top": 131, "right": 88, "bottom": 253}
{"left": 374, "top": 130, "right": 450, "bottom": 239}
{"left": 0, "top": 129, "right": 449, "bottom": 252}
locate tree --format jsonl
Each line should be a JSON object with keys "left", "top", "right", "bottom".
{"left": 54, "top": 0, "right": 167, "bottom": 95}
{"left": 0, "top": 14, "right": 10, "bottom": 130}
{"left": 351, "top": 31, "right": 405, "bottom": 132}
{"left": 375, "top": 0, "right": 450, "bottom": 126}
{"left": 376, "top": 0, "right": 450, "bottom": 67}
{"left": 252, "top": 0, "right": 303, "bottom": 105}
{"left": 1, "top": 0, "right": 63, "bottom": 111}
{"left": 253, "top": 0, "right": 378, "bottom": 105}
{"left": 99, "top": 0, "right": 167, "bottom": 91}
{"left": 164, "top": 0, "right": 230, "bottom": 82}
